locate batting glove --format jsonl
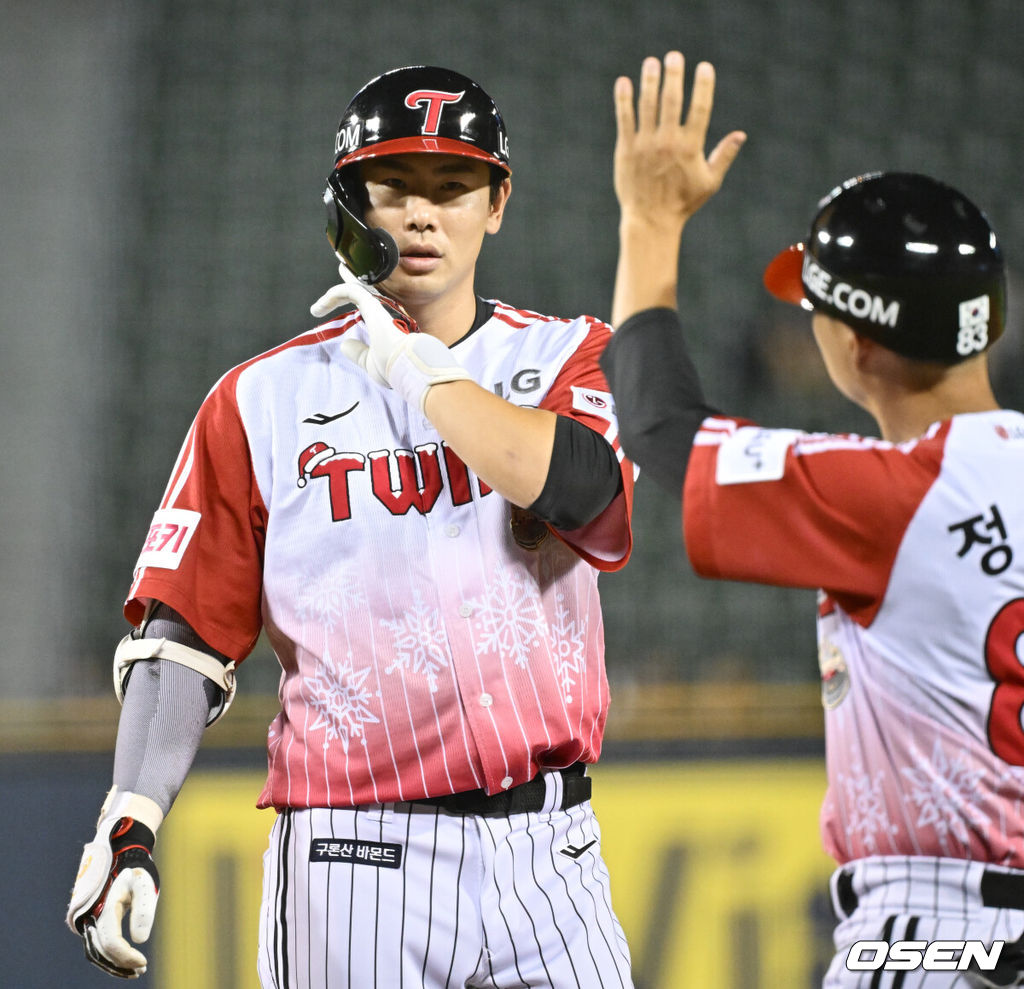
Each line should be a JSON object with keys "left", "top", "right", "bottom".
{"left": 311, "top": 269, "right": 471, "bottom": 412}
{"left": 67, "top": 788, "right": 164, "bottom": 979}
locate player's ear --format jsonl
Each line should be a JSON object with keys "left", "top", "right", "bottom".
{"left": 851, "top": 330, "right": 882, "bottom": 373}
{"left": 486, "top": 177, "right": 512, "bottom": 235}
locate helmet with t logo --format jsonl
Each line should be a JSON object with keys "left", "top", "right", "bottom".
{"left": 323, "top": 65, "right": 510, "bottom": 284}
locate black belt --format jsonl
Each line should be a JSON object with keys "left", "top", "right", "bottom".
{"left": 980, "top": 869, "right": 1024, "bottom": 910}
{"left": 836, "top": 867, "right": 1024, "bottom": 916}
{"left": 409, "top": 763, "right": 590, "bottom": 817}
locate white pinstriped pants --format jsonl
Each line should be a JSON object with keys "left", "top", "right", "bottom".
{"left": 256, "top": 779, "right": 633, "bottom": 988}
{"left": 824, "top": 857, "right": 1024, "bottom": 988}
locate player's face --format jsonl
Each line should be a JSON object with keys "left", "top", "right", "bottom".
{"left": 360, "top": 154, "right": 511, "bottom": 309}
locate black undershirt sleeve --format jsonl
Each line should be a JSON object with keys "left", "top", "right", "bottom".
{"left": 528, "top": 415, "right": 623, "bottom": 531}
{"left": 599, "top": 307, "right": 718, "bottom": 496}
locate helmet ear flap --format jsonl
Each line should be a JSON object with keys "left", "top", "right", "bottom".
{"left": 323, "top": 170, "right": 399, "bottom": 285}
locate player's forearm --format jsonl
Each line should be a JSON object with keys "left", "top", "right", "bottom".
{"left": 112, "top": 659, "right": 214, "bottom": 815}
{"left": 601, "top": 306, "right": 715, "bottom": 495}
{"left": 611, "top": 216, "right": 685, "bottom": 327}
{"left": 423, "top": 379, "right": 557, "bottom": 507}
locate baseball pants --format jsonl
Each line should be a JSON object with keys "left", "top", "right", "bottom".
{"left": 824, "top": 856, "right": 1024, "bottom": 988}
{"left": 256, "top": 775, "right": 633, "bottom": 988}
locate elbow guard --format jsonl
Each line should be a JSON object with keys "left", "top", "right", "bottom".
{"left": 113, "top": 635, "right": 237, "bottom": 726}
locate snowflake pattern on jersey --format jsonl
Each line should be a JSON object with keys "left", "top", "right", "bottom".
{"left": 470, "top": 564, "right": 548, "bottom": 669}
{"left": 305, "top": 643, "right": 379, "bottom": 752}
{"left": 994, "top": 763, "right": 1024, "bottom": 821}
{"left": 295, "top": 567, "right": 365, "bottom": 633}
{"left": 901, "top": 739, "right": 987, "bottom": 853}
{"left": 379, "top": 587, "right": 451, "bottom": 692}
{"left": 549, "top": 592, "right": 586, "bottom": 702}
{"left": 838, "top": 759, "right": 899, "bottom": 855}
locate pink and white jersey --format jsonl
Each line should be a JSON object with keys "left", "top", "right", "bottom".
{"left": 683, "top": 411, "right": 1024, "bottom": 868}
{"left": 125, "top": 301, "right": 635, "bottom": 809}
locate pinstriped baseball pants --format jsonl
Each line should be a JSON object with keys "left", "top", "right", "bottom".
{"left": 824, "top": 857, "right": 1024, "bottom": 988}
{"left": 256, "top": 782, "right": 633, "bottom": 988}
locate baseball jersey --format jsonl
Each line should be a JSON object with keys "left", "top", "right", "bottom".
{"left": 125, "top": 302, "right": 635, "bottom": 809}
{"left": 683, "top": 411, "right": 1024, "bottom": 868}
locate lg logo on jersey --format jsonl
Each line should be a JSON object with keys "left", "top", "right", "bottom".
{"left": 297, "top": 440, "right": 492, "bottom": 521}
{"left": 493, "top": 368, "right": 541, "bottom": 400}
{"left": 846, "top": 939, "right": 1005, "bottom": 973}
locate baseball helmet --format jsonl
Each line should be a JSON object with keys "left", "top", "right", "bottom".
{"left": 333, "top": 65, "right": 511, "bottom": 174}
{"left": 322, "top": 66, "right": 511, "bottom": 284}
{"left": 763, "top": 172, "right": 1006, "bottom": 363}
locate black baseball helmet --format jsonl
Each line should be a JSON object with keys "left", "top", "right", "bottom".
{"left": 764, "top": 172, "right": 1006, "bottom": 363}
{"left": 323, "top": 65, "right": 511, "bottom": 284}
{"left": 333, "top": 65, "right": 511, "bottom": 173}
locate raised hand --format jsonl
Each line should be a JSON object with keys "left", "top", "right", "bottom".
{"left": 611, "top": 52, "right": 746, "bottom": 326}
{"left": 614, "top": 52, "right": 745, "bottom": 233}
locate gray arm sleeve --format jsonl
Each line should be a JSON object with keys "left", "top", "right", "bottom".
{"left": 111, "top": 605, "right": 226, "bottom": 817}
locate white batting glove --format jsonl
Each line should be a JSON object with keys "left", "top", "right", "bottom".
{"left": 67, "top": 788, "right": 164, "bottom": 979}
{"left": 311, "top": 270, "right": 471, "bottom": 412}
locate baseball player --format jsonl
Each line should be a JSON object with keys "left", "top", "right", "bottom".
{"left": 67, "top": 65, "right": 636, "bottom": 987}
{"left": 601, "top": 53, "right": 1024, "bottom": 986}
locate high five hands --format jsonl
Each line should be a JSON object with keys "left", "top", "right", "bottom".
{"left": 611, "top": 52, "right": 746, "bottom": 325}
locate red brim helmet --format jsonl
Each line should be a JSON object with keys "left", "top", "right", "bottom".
{"left": 763, "top": 172, "right": 1006, "bottom": 364}
{"left": 763, "top": 243, "right": 811, "bottom": 309}
{"left": 332, "top": 65, "right": 511, "bottom": 175}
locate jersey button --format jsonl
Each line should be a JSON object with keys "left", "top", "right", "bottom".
{"left": 445, "top": 524, "right": 460, "bottom": 538}
{"left": 479, "top": 693, "right": 493, "bottom": 707}
{"left": 458, "top": 603, "right": 473, "bottom": 618}
{"left": 500, "top": 776, "right": 513, "bottom": 789}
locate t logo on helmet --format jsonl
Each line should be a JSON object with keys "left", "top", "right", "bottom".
{"left": 404, "top": 89, "right": 465, "bottom": 135}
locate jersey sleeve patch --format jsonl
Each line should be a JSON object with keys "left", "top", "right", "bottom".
{"left": 134, "top": 509, "right": 201, "bottom": 571}
{"left": 714, "top": 427, "right": 802, "bottom": 485}
{"left": 570, "top": 386, "right": 616, "bottom": 425}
